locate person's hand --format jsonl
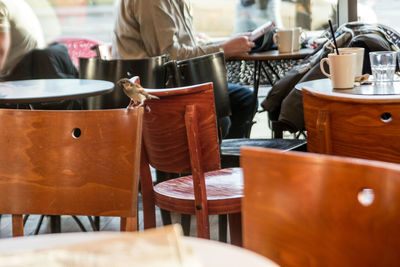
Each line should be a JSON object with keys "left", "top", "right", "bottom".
{"left": 220, "top": 36, "right": 255, "bottom": 58}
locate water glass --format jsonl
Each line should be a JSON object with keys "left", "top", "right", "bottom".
{"left": 369, "top": 51, "right": 396, "bottom": 82}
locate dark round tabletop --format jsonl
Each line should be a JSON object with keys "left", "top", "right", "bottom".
{"left": 0, "top": 79, "right": 114, "bottom": 104}
{"left": 229, "top": 48, "right": 314, "bottom": 61}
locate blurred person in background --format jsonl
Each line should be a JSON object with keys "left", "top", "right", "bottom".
{"left": 234, "top": 0, "right": 282, "bottom": 33}
{"left": 113, "top": 0, "right": 256, "bottom": 138}
{"left": 0, "top": 0, "right": 45, "bottom": 79}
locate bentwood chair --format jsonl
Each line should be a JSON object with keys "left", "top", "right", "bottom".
{"left": 241, "top": 147, "right": 400, "bottom": 266}
{"left": 137, "top": 78, "right": 243, "bottom": 245}
{"left": 165, "top": 52, "right": 306, "bottom": 168}
{"left": 0, "top": 108, "right": 143, "bottom": 236}
{"left": 303, "top": 88, "right": 400, "bottom": 163}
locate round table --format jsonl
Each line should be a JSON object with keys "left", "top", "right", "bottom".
{"left": 0, "top": 232, "right": 278, "bottom": 267}
{"left": 0, "top": 79, "right": 114, "bottom": 104}
{"left": 295, "top": 78, "right": 400, "bottom": 100}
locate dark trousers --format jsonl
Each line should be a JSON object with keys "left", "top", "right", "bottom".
{"left": 221, "top": 83, "right": 255, "bottom": 139}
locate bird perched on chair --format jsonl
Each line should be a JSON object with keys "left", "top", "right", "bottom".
{"left": 117, "top": 78, "right": 159, "bottom": 109}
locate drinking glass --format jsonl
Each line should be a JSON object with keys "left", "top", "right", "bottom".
{"left": 369, "top": 51, "right": 396, "bottom": 82}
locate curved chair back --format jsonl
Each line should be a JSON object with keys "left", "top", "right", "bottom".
{"left": 165, "top": 52, "right": 231, "bottom": 118}
{"left": 303, "top": 88, "right": 400, "bottom": 163}
{"left": 142, "top": 81, "right": 220, "bottom": 173}
{"left": 0, "top": 108, "right": 144, "bottom": 236}
{"left": 79, "top": 56, "right": 168, "bottom": 109}
{"left": 242, "top": 147, "right": 400, "bottom": 266}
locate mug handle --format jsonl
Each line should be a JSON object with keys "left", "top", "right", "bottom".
{"left": 320, "top": 58, "right": 331, "bottom": 78}
{"left": 273, "top": 33, "right": 278, "bottom": 45}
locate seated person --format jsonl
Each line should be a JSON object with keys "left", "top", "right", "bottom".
{"left": 112, "top": 0, "right": 256, "bottom": 138}
{"left": 0, "top": 0, "right": 45, "bottom": 80}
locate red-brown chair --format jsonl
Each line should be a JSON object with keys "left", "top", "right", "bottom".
{"left": 137, "top": 78, "right": 243, "bottom": 245}
{"left": 0, "top": 108, "right": 143, "bottom": 236}
{"left": 241, "top": 147, "right": 400, "bottom": 266}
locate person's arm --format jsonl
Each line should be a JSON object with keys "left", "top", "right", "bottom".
{"left": 220, "top": 36, "right": 255, "bottom": 58}
{"left": 0, "top": 31, "right": 10, "bottom": 72}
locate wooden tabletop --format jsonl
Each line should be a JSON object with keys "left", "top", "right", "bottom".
{"left": 296, "top": 78, "right": 400, "bottom": 101}
{"left": 0, "top": 79, "right": 114, "bottom": 104}
{"left": 228, "top": 48, "right": 315, "bottom": 61}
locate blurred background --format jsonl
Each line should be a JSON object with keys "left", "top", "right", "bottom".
{"left": 25, "top": 0, "right": 399, "bottom": 43}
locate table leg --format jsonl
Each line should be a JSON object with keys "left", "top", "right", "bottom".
{"left": 264, "top": 61, "right": 281, "bottom": 81}
{"left": 50, "top": 215, "right": 61, "bottom": 233}
{"left": 245, "top": 60, "right": 262, "bottom": 138}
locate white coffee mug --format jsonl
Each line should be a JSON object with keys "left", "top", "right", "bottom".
{"left": 338, "top": 47, "right": 365, "bottom": 78}
{"left": 273, "top": 29, "right": 293, "bottom": 53}
{"left": 320, "top": 53, "right": 357, "bottom": 89}
{"left": 293, "top": 27, "right": 306, "bottom": 52}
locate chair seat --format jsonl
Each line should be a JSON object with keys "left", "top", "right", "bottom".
{"left": 154, "top": 168, "right": 242, "bottom": 215}
{"left": 221, "top": 138, "right": 307, "bottom": 156}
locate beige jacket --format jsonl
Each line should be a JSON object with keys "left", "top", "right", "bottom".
{"left": 112, "top": 0, "right": 221, "bottom": 60}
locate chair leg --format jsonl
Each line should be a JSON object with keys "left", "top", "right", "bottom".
{"left": 228, "top": 212, "right": 242, "bottom": 247}
{"left": 12, "top": 215, "right": 24, "bottom": 237}
{"left": 140, "top": 150, "right": 156, "bottom": 229}
{"left": 34, "top": 215, "right": 45, "bottom": 235}
{"left": 160, "top": 209, "right": 172, "bottom": 226}
{"left": 50, "top": 215, "right": 61, "bottom": 233}
{"left": 95, "top": 216, "right": 100, "bottom": 230}
{"left": 181, "top": 214, "right": 191, "bottom": 236}
{"left": 87, "top": 216, "right": 99, "bottom": 231}
{"left": 120, "top": 217, "right": 138, "bottom": 231}
{"left": 72, "top": 216, "right": 87, "bottom": 232}
{"left": 194, "top": 207, "right": 210, "bottom": 239}
{"left": 218, "top": 214, "right": 228, "bottom": 243}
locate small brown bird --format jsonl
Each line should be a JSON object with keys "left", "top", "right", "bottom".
{"left": 117, "top": 78, "right": 159, "bottom": 109}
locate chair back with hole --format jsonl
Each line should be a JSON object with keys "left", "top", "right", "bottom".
{"left": 241, "top": 147, "right": 400, "bottom": 266}
{"left": 79, "top": 56, "right": 168, "bottom": 109}
{"left": 53, "top": 37, "right": 102, "bottom": 68}
{"left": 303, "top": 88, "right": 400, "bottom": 163}
{"left": 140, "top": 81, "right": 220, "bottom": 173}
{"left": 0, "top": 108, "right": 143, "bottom": 236}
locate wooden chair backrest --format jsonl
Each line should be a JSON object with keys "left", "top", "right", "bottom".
{"left": 241, "top": 147, "right": 400, "bottom": 266}
{"left": 303, "top": 88, "right": 400, "bottom": 163}
{"left": 0, "top": 108, "right": 143, "bottom": 235}
{"left": 141, "top": 82, "right": 220, "bottom": 174}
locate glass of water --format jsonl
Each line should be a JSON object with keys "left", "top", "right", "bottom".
{"left": 369, "top": 51, "right": 397, "bottom": 82}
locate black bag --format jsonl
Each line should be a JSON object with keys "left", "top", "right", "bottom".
{"left": 250, "top": 27, "right": 277, "bottom": 53}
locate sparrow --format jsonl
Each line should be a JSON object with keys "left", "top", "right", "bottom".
{"left": 117, "top": 78, "right": 159, "bottom": 109}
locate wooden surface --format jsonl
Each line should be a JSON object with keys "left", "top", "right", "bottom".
{"left": 137, "top": 79, "right": 243, "bottom": 243}
{"left": 303, "top": 86, "right": 400, "bottom": 163}
{"left": 0, "top": 108, "right": 143, "bottom": 235}
{"left": 154, "top": 168, "right": 242, "bottom": 214}
{"left": 241, "top": 147, "right": 400, "bottom": 267}
{"left": 0, "top": 79, "right": 114, "bottom": 104}
{"left": 229, "top": 48, "right": 314, "bottom": 61}
{"left": 296, "top": 78, "right": 400, "bottom": 99}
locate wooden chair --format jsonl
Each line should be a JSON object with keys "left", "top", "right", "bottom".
{"left": 0, "top": 107, "right": 143, "bottom": 236}
{"left": 241, "top": 147, "right": 400, "bottom": 266}
{"left": 303, "top": 88, "right": 400, "bottom": 163}
{"left": 137, "top": 78, "right": 243, "bottom": 245}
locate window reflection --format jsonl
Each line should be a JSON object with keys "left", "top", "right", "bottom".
{"left": 26, "top": 0, "right": 339, "bottom": 43}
